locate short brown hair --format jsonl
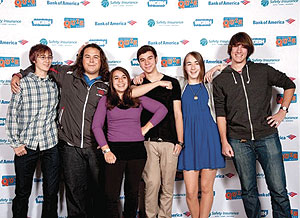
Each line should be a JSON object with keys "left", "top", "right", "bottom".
{"left": 227, "top": 32, "right": 254, "bottom": 59}
{"left": 29, "top": 44, "right": 52, "bottom": 65}
{"left": 183, "top": 51, "right": 205, "bottom": 82}
{"left": 137, "top": 45, "right": 157, "bottom": 61}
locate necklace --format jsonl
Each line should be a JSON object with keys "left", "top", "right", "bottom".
{"left": 188, "top": 83, "right": 201, "bottom": 100}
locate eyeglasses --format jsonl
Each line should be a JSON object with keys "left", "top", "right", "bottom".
{"left": 37, "top": 56, "right": 53, "bottom": 61}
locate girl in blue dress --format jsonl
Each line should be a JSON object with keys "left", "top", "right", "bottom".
{"left": 178, "top": 51, "right": 225, "bottom": 218}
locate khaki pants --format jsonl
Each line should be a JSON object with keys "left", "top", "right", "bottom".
{"left": 142, "top": 141, "right": 178, "bottom": 218}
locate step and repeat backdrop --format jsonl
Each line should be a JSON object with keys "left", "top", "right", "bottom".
{"left": 0, "top": 0, "right": 299, "bottom": 217}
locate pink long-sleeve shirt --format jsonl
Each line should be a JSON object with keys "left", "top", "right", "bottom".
{"left": 92, "top": 96, "right": 167, "bottom": 147}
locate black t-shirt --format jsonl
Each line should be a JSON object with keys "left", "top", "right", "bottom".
{"left": 140, "top": 74, "right": 181, "bottom": 144}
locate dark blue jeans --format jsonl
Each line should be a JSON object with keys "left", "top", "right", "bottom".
{"left": 59, "top": 141, "right": 105, "bottom": 218}
{"left": 13, "top": 145, "right": 60, "bottom": 218}
{"left": 228, "top": 133, "right": 291, "bottom": 218}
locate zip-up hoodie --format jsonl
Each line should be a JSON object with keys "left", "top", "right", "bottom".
{"left": 213, "top": 61, "right": 295, "bottom": 140}
{"left": 20, "top": 65, "right": 109, "bottom": 148}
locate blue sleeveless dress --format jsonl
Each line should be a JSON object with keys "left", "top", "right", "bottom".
{"left": 178, "top": 83, "right": 225, "bottom": 170}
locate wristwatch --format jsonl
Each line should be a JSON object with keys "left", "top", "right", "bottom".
{"left": 280, "top": 106, "right": 289, "bottom": 113}
{"left": 102, "top": 148, "right": 111, "bottom": 154}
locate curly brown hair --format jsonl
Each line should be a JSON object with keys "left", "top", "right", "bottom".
{"left": 72, "top": 43, "right": 109, "bottom": 82}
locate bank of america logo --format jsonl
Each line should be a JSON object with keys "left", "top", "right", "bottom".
{"left": 288, "top": 192, "right": 297, "bottom": 197}
{"left": 81, "top": 0, "right": 90, "bottom": 6}
{"left": 180, "top": 40, "right": 189, "bottom": 45}
{"left": 223, "top": 58, "right": 231, "bottom": 64}
{"left": 286, "top": 18, "right": 295, "bottom": 24}
{"left": 64, "top": 60, "right": 74, "bottom": 65}
{"left": 184, "top": 211, "right": 191, "bottom": 216}
{"left": 128, "top": 20, "right": 137, "bottom": 25}
{"left": 287, "top": 134, "right": 296, "bottom": 140}
{"left": 18, "top": 40, "right": 28, "bottom": 45}
{"left": 241, "top": 0, "right": 250, "bottom": 5}
{"left": 225, "top": 173, "right": 235, "bottom": 178}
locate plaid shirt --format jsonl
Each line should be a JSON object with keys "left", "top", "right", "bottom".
{"left": 6, "top": 73, "right": 59, "bottom": 151}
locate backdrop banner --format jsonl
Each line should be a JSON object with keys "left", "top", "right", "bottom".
{"left": 0, "top": 1, "right": 299, "bottom": 217}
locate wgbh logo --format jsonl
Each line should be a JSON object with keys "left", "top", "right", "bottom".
{"left": 193, "top": 19, "right": 213, "bottom": 26}
{"left": 148, "top": 0, "right": 168, "bottom": 7}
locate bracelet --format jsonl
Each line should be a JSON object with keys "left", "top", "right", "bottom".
{"left": 102, "top": 148, "right": 111, "bottom": 154}
{"left": 177, "top": 141, "right": 185, "bottom": 148}
{"left": 12, "top": 73, "right": 22, "bottom": 79}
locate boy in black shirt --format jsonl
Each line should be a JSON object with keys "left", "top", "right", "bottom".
{"left": 136, "top": 45, "right": 184, "bottom": 218}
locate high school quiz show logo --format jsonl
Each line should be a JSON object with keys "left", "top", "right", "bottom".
{"left": 291, "top": 209, "right": 298, "bottom": 218}
{"left": 0, "top": 57, "right": 20, "bottom": 68}
{"left": 64, "top": 18, "right": 85, "bottom": 28}
{"left": 223, "top": 17, "right": 243, "bottom": 28}
{"left": 2, "top": 175, "right": 16, "bottom": 186}
{"left": 276, "top": 36, "right": 297, "bottom": 47}
{"left": 282, "top": 151, "right": 298, "bottom": 161}
{"left": 178, "top": 0, "right": 198, "bottom": 9}
{"left": 118, "top": 37, "right": 138, "bottom": 48}
{"left": 225, "top": 189, "right": 242, "bottom": 200}
{"left": 15, "top": 0, "right": 36, "bottom": 7}
{"left": 161, "top": 57, "right": 181, "bottom": 67}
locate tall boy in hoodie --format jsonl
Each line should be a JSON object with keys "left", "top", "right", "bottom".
{"left": 213, "top": 32, "right": 295, "bottom": 218}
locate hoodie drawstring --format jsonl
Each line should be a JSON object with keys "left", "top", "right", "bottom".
{"left": 231, "top": 72, "right": 237, "bottom": 84}
{"left": 246, "top": 65, "right": 250, "bottom": 84}
{"left": 231, "top": 64, "right": 250, "bottom": 85}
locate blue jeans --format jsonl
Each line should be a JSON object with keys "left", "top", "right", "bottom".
{"left": 59, "top": 141, "right": 105, "bottom": 218}
{"left": 228, "top": 133, "right": 291, "bottom": 218}
{"left": 13, "top": 145, "right": 60, "bottom": 218}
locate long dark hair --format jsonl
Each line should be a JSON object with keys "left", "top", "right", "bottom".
{"left": 183, "top": 51, "right": 205, "bottom": 82}
{"left": 106, "top": 67, "right": 140, "bottom": 110}
{"left": 72, "top": 43, "right": 109, "bottom": 81}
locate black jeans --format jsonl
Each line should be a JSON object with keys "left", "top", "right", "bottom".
{"left": 13, "top": 146, "right": 60, "bottom": 218}
{"left": 59, "top": 141, "right": 105, "bottom": 218}
{"left": 105, "top": 158, "right": 146, "bottom": 218}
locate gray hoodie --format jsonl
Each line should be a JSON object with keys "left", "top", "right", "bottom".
{"left": 213, "top": 61, "right": 295, "bottom": 140}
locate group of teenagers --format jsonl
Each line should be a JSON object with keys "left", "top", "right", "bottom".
{"left": 6, "top": 31, "right": 295, "bottom": 218}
